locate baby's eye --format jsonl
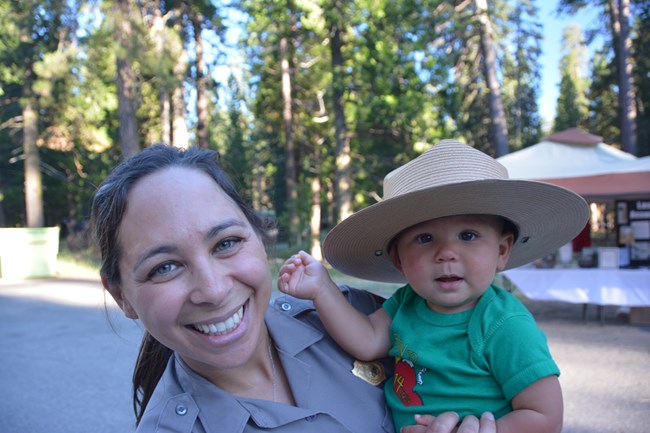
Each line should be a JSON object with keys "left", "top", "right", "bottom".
{"left": 416, "top": 233, "right": 433, "bottom": 244}
{"left": 459, "top": 231, "right": 478, "bottom": 241}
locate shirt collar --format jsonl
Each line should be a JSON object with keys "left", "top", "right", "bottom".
{"left": 169, "top": 305, "right": 325, "bottom": 433}
{"left": 266, "top": 298, "right": 324, "bottom": 355}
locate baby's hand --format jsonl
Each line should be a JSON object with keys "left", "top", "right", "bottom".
{"left": 277, "top": 250, "right": 331, "bottom": 300}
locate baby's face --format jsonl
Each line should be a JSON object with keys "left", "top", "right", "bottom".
{"left": 391, "top": 214, "right": 513, "bottom": 313}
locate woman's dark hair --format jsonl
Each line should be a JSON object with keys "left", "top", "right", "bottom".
{"left": 90, "top": 144, "right": 272, "bottom": 425}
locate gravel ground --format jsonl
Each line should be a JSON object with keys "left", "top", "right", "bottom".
{"left": 521, "top": 299, "right": 650, "bottom": 433}
{"left": 1, "top": 278, "right": 648, "bottom": 433}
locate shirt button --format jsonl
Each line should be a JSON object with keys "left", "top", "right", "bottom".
{"left": 281, "top": 302, "right": 292, "bottom": 311}
{"left": 175, "top": 404, "right": 188, "bottom": 416}
{"left": 305, "top": 415, "right": 318, "bottom": 422}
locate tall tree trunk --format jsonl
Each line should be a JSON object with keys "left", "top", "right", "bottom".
{"left": 23, "top": 74, "right": 44, "bottom": 228}
{"left": 0, "top": 192, "right": 6, "bottom": 227}
{"left": 281, "top": 36, "right": 299, "bottom": 246}
{"left": 160, "top": 89, "right": 171, "bottom": 144}
{"left": 151, "top": 2, "right": 171, "bottom": 145}
{"left": 114, "top": 0, "right": 140, "bottom": 159}
{"left": 20, "top": 9, "right": 44, "bottom": 229}
{"left": 511, "top": 5, "right": 523, "bottom": 148}
{"left": 252, "top": 159, "right": 263, "bottom": 212}
{"left": 329, "top": 2, "right": 353, "bottom": 223}
{"left": 193, "top": 13, "right": 209, "bottom": 149}
{"left": 610, "top": 0, "right": 637, "bottom": 154}
{"left": 310, "top": 144, "right": 322, "bottom": 261}
{"left": 475, "top": 0, "right": 509, "bottom": 156}
{"left": 172, "top": 51, "right": 189, "bottom": 148}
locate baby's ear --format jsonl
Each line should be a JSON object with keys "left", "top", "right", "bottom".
{"left": 102, "top": 276, "right": 139, "bottom": 319}
{"left": 496, "top": 233, "right": 514, "bottom": 271}
{"left": 389, "top": 247, "right": 404, "bottom": 274}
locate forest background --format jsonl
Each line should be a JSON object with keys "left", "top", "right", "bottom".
{"left": 0, "top": 0, "right": 647, "bottom": 259}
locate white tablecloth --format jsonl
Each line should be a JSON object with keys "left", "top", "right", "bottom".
{"left": 501, "top": 268, "right": 650, "bottom": 307}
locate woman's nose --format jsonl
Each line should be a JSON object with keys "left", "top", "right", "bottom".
{"left": 188, "top": 260, "right": 233, "bottom": 305}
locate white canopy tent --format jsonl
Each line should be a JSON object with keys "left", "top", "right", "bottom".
{"left": 497, "top": 128, "right": 650, "bottom": 202}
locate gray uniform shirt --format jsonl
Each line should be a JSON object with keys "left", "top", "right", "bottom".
{"left": 136, "top": 287, "right": 395, "bottom": 433}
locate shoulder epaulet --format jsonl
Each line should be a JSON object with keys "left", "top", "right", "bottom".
{"left": 271, "top": 294, "right": 316, "bottom": 316}
{"left": 271, "top": 284, "right": 372, "bottom": 317}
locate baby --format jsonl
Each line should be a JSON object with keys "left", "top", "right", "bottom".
{"left": 279, "top": 140, "right": 589, "bottom": 433}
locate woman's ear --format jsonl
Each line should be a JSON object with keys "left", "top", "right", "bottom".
{"left": 102, "top": 275, "right": 138, "bottom": 319}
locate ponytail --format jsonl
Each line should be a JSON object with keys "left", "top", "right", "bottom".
{"left": 133, "top": 332, "right": 173, "bottom": 425}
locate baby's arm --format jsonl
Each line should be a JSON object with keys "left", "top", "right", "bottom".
{"left": 495, "top": 375, "right": 563, "bottom": 433}
{"left": 278, "top": 250, "right": 391, "bottom": 360}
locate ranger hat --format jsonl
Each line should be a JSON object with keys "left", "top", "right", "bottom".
{"left": 323, "top": 139, "right": 590, "bottom": 283}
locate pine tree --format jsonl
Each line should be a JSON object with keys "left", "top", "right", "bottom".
{"left": 553, "top": 24, "right": 589, "bottom": 132}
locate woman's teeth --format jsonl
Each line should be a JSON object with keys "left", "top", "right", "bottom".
{"left": 193, "top": 306, "right": 244, "bottom": 335}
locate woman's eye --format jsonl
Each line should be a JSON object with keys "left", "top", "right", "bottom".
{"left": 149, "top": 262, "right": 177, "bottom": 279}
{"left": 416, "top": 234, "right": 432, "bottom": 244}
{"left": 215, "top": 237, "right": 242, "bottom": 253}
{"left": 460, "top": 231, "right": 478, "bottom": 241}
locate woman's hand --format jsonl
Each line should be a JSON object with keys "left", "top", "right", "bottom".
{"left": 400, "top": 412, "right": 496, "bottom": 433}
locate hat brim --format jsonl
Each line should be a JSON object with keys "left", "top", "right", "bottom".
{"left": 323, "top": 179, "right": 589, "bottom": 283}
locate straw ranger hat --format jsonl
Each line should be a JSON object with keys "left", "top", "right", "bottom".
{"left": 323, "top": 139, "right": 590, "bottom": 283}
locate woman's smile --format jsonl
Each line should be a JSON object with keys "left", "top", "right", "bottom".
{"left": 191, "top": 304, "right": 245, "bottom": 336}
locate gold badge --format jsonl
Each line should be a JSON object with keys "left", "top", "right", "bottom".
{"left": 352, "top": 360, "right": 386, "bottom": 386}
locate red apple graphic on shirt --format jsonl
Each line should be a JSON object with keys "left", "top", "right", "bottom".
{"left": 393, "top": 359, "right": 423, "bottom": 406}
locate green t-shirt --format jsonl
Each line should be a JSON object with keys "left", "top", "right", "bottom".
{"left": 383, "top": 284, "right": 559, "bottom": 431}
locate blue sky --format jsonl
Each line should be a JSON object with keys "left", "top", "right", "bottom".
{"left": 537, "top": 0, "right": 601, "bottom": 127}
